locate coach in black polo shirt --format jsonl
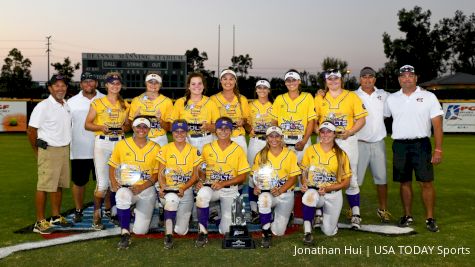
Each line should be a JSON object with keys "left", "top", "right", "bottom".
{"left": 384, "top": 65, "right": 443, "bottom": 232}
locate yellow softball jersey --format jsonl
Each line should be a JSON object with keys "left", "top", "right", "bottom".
{"left": 300, "top": 143, "right": 351, "bottom": 188}
{"left": 91, "top": 97, "right": 130, "bottom": 136}
{"left": 249, "top": 100, "right": 273, "bottom": 137}
{"left": 108, "top": 137, "right": 161, "bottom": 185}
{"left": 210, "top": 93, "right": 250, "bottom": 137}
{"left": 168, "top": 96, "right": 220, "bottom": 135}
{"left": 129, "top": 93, "right": 173, "bottom": 137}
{"left": 271, "top": 92, "right": 316, "bottom": 137}
{"left": 251, "top": 147, "right": 301, "bottom": 190}
{"left": 201, "top": 141, "right": 250, "bottom": 185}
{"left": 156, "top": 142, "right": 202, "bottom": 189}
{"left": 314, "top": 90, "right": 368, "bottom": 132}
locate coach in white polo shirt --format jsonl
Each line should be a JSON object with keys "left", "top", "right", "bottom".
{"left": 27, "top": 74, "right": 73, "bottom": 234}
{"left": 384, "top": 65, "right": 443, "bottom": 232}
{"left": 68, "top": 72, "right": 104, "bottom": 223}
{"left": 355, "top": 67, "right": 391, "bottom": 223}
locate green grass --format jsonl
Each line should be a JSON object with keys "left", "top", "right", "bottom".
{"left": 0, "top": 133, "right": 474, "bottom": 266}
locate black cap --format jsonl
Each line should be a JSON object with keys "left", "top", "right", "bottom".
{"left": 81, "top": 72, "right": 97, "bottom": 81}
{"left": 360, "top": 67, "right": 376, "bottom": 77}
{"left": 48, "top": 74, "right": 69, "bottom": 86}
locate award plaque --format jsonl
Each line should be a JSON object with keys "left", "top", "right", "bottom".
{"left": 252, "top": 163, "right": 279, "bottom": 191}
{"left": 161, "top": 167, "right": 180, "bottom": 193}
{"left": 115, "top": 163, "right": 142, "bottom": 187}
{"left": 199, "top": 162, "right": 219, "bottom": 186}
{"left": 222, "top": 194, "right": 255, "bottom": 249}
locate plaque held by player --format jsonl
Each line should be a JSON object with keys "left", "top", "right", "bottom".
{"left": 222, "top": 194, "right": 255, "bottom": 249}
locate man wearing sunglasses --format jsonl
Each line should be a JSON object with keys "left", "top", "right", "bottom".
{"left": 384, "top": 65, "right": 443, "bottom": 232}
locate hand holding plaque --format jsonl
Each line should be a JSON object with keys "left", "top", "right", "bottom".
{"left": 252, "top": 163, "right": 279, "bottom": 191}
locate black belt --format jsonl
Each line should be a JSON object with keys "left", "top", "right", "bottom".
{"left": 307, "top": 186, "right": 338, "bottom": 194}
{"left": 394, "top": 137, "right": 428, "bottom": 143}
{"left": 164, "top": 189, "right": 180, "bottom": 193}
{"left": 99, "top": 135, "right": 124, "bottom": 141}
{"left": 190, "top": 132, "right": 212, "bottom": 138}
{"left": 203, "top": 183, "right": 230, "bottom": 188}
{"left": 286, "top": 144, "right": 296, "bottom": 147}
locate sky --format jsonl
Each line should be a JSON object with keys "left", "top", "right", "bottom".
{"left": 1, "top": 0, "right": 474, "bottom": 82}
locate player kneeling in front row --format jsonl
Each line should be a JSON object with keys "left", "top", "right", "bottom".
{"left": 157, "top": 120, "right": 201, "bottom": 249}
{"left": 252, "top": 126, "right": 301, "bottom": 248}
{"left": 195, "top": 117, "right": 250, "bottom": 247}
{"left": 109, "top": 117, "right": 161, "bottom": 249}
{"left": 300, "top": 121, "right": 351, "bottom": 245}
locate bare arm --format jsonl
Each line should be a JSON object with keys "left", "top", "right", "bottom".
{"left": 431, "top": 115, "right": 443, "bottom": 165}
{"left": 339, "top": 117, "right": 366, "bottom": 140}
{"left": 84, "top": 106, "right": 108, "bottom": 133}
{"left": 26, "top": 126, "right": 38, "bottom": 157}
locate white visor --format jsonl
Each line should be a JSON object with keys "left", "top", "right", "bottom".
{"left": 220, "top": 69, "right": 237, "bottom": 79}
{"left": 284, "top": 71, "right": 301, "bottom": 80}
{"left": 146, "top": 73, "right": 162, "bottom": 83}
{"left": 255, "top": 80, "right": 271, "bottom": 88}
{"left": 132, "top": 117, "right": 151, "bottom": 128}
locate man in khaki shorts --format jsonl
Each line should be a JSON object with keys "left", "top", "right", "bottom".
{"left": 27, "top": 74, "right": 73, "bottom": 234}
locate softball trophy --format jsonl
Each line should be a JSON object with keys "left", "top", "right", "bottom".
{"left": 223, "top": 194, "right": 255, "bottom": 249}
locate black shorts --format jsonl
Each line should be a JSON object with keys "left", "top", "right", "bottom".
{"left": 392, "top": 137, "right": 434, "bottom": 183}
{"left": 71, "top": 159, "right": 96, "bottom": 186}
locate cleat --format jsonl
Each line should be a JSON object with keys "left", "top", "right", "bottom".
{"left": 164, "top": 234, "right": 174, "bottom": 249}
{"left": 351, "top": 215, "right": 362, "bottom": 230}
{"left": 110, "top": 215, "right": 119, "bottom": 225}
{"left": 313, "top": 215, "right": 323, "bottom": 228}
{"left": 73, "top": 209, "right": 83, "bottom": 223}
{"left": 117, "top": 233, "right": 131, "bottom": 250}
{"left": 92, "top": 217, "right": 105, "bottom": 231}
{"left": 50, "top": 215, "right": 73, "bottom": 227}
{"left": 33, "top": 219, "right": 53, "bottom": 234}
{"left": 261, "top": 229, "right": 272, "bottom": 248}
{"left": 377, "top": 209, "right": 392, "bottom": 223}
{"left": 398, "top": 216, "right": 414, "bottom": 227}
{"left": 195, "top": 232, "right": 208, "bottom": 247}
{"left": 303, "top": 232, "right": 314, "bottom": 246}
{"left": 251, "top": 211, "right": 260, "bottom": 224}
{"left": 426, "top": 218, "right": 439, "bottom": 232}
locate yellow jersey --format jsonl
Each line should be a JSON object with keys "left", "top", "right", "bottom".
{"left": 249, "top": 100, "right": 273, "bottom": 137}
{"left": 91, "top": 96, "right": 130, "bottom": 136}
{"left": 271, "top": 92, "right": 316, "bottom": 137}
{"left": 108, "top": 137, "right": 161, "bottom": 185}
{"left": 300, "top": 143, "right": 351, "bottom": 187}
{"left": 168, "top": 96, "right": 220, "bottom": 135}
{"left": 251, "top": 147, "right": 301, "bottom": 190}
{"left": 314, "top": 90, "right": 368, "bottom": 132}
{"left": 129, "top": 93, "right": 173, "bottom": 137}
{"left": 201, "top": 140, "right": 250, "bottom": 184}
{"left": 156, "top": 142, "right": 202, "bottom": 189}
{"left": 210, "top": 93, "right": 250, "bottom": 137}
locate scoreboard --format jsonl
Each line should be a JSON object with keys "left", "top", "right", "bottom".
{"left": 82, "top": 53, "right": 187, "bottom": 90}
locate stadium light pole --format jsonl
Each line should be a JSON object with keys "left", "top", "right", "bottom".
{"left": 46, "top": 36, "right": 51, "bottom": 81}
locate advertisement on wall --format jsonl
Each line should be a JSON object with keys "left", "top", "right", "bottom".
{"left": 0, "top": 101, "right": 27, "bottom": 132}
{"left": 443, "top": 102, "right": 475, "bottom": 132}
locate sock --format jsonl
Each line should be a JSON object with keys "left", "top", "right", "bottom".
{"left": 117, "top": 208, "right": 131, "bottom": 230}
{"left": 352, "top": 206, "right": 360, "bottom": 216}
{"left": 304, "top": 221, "right": 312, "bottom": 233}
{"left": 197, "top": 207, "right": 209, "bottom": 231}
{"left": 260, "top": 213, "right": 272, "bottom": 227}
{"left": 164, "top": 210, "right": 177, "bottom": 235}
{"left": 302, "top": 204, "right": 316, "bottom": 221}
{"left": 347, "top": 193, "right": 360, "bottom": 214}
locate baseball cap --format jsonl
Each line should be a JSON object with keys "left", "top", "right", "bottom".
{"left": 318, "top": 121, "right": 336, "bottom": 132}
{"left": 266, "top": 126, "right": 283, "bottom": 136}
{"left": 255, "top": 80, "right": 271, "bottom": 88}
{"left": 325, "top": 69, "right": 342, "bottom": 79}
{"left": 48, "top": 74, "right": 69, "bottom": 86}
{"left": 220, "top": 69, "right": 237, "bottom": 79}
{"left": 171, "top": 121, "right": 189, "bottom": 132}
{"left": 399, "top": 65, "right": 415, "bottom": 75}
{"left": 215, "top": 117, "right": 233, "bottom": 130}
{"left": 132, "top": 117, "right": 151, "bottom": 128}
{"left": 105, "top": 74, "right": 122, "bottom": 84}
{"left": 145, "top": 73, "right": 162, "bottom": 83}
{"left": 284, "top": 71, "right": 301, "bottom": 81}
{"left": 360, "top": 67, "right": 376, "bottom": 77}
{"left": 80, "top": 72, "right": 97, "bottom": 82}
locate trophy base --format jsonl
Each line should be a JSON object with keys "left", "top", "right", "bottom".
{"left": 222, "top": 225, "right": 255, "bottom": 249}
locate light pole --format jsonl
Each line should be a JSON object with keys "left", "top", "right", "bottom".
{"left": 346, "top": 69, "right": 351, "bottom": 89}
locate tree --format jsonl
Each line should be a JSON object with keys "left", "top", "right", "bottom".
{"left": 51, "top": 57, "right": 80, "bottom": 81}
{"left": 185, "top": 48, "right": 208, "bottom": 73}
{"left": 316, "top": 57, "right": 350, "bottom": 89}
{"left": 229, "top": 54, "right": 253, "bottom": 77}
{"left": 0, "top": 48, "right": 32, "bottom": 97}
{"left": 381, "top": 6, "right": 449, "bottom": 86}
{"left": 435, "top": 11, "right": 475, "bottom": 74}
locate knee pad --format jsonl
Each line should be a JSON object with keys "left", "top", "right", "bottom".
{"left": 164, "top": 193, "right": 180, "bottom": 211}
{"left": 115, "top": 188, "right": 133, "bottom": 209}
{"left": 196, "top": 187, "right": 212, "bottom": 208}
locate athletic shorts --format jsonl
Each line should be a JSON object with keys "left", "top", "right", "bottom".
{"left": 392, "top": 137, "right": 434, "bottom": 183}
{"left": 71, "top": 159, "right": 96, "bottom": 186}
{"left": 37, "top": 145, "right": 71, "bottom": 192}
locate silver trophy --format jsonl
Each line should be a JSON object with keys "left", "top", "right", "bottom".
{"left": 115, "top": 163, "right": 142, "bottom": 187}
{"left": 231, "top": 194, "right": 246, "bottom": 226}
{"left": 252, "top": 163, "right": 279, "bottom": 191}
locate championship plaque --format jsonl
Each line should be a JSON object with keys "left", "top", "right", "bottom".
{"left": 252, "top": 163, "right": 279, "bottom": 191}
{"left": 115, "top": 163, "right": 142, "bottom": 187}
{"left": 222, "top": 194, "right": 255, "bottom": 249}
{"left": 161, "top": 167, "right": 180, "bottom": 193}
